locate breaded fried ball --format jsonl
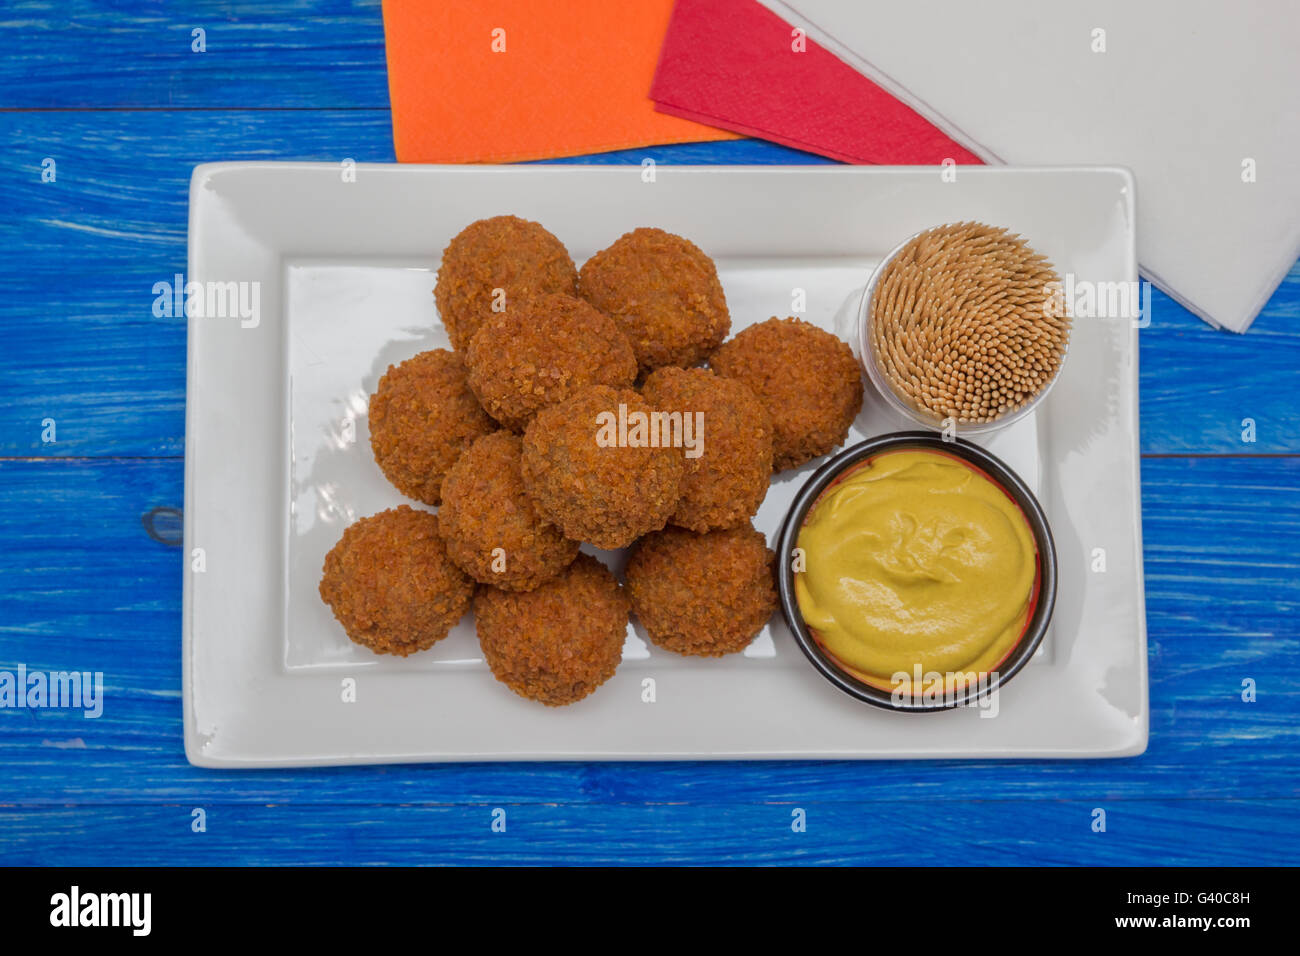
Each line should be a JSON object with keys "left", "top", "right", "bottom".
{"left": 711, "top": 317, "right": 864, "bottom": 471}
{"left": 464, "top": 292, "right": 637, "bottom": 431}
{"left": 625, "top": 524, "right": 777, "bottom": 657}
{"left": 368, "top": 348, "right": 495, "bottom": 505}
{"left": 438, "top": 431, "right": 580, "bottom": 591}
{"left": 521, "top": 384, "right": 684, "bottom": 550}
{"left": 579, "top": 227, "right": 729, "bottom": 372}
{"left": 475, "top": 554, "right": 629, "bottom": 706}
{"left": 319, "top": 505, "right": 473, "bottom": 656}
{"left": 640, "top": 366, "right": 773, "bottom": 532}
{"left": 434, "top": 215, "right": 578, "bottom": 351}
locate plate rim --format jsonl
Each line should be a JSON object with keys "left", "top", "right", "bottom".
{"left": 183, "top": 161, "right": 1146, "bottom": 767}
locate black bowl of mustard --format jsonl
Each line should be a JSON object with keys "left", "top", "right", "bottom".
{"left": 777, "top": 432, "right": 1057, "bottom": 712}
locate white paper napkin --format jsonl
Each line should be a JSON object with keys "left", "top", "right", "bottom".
{"left": 760, "top": 0, "right": 1300, "bottom": 332}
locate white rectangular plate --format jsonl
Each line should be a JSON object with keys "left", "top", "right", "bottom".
{"left": 184, "top": 163, "right": 1147, "bottom": 766}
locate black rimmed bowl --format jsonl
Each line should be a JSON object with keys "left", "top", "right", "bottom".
{"left": 776, "top": 431, "right": 1057, "bottom": 712}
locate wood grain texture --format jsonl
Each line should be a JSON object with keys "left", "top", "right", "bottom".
{"left": 0, "top": 109, "right": 399, "bottom": 458}
{"left": 0, "top": 0, "right": 391, "bottom": 109}
{"left": 1, "top": 800, "right": 1294, "bottom": 866}
{"left": 0, "top": 0, "right": 1296, "bottom": 866}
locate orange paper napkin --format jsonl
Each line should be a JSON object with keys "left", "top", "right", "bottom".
{"left": 382, "top": 0, "right": 740, "bottom": 163}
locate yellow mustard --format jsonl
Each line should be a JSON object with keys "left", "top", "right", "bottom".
{"left": 795, "top": 450, "right": 1036, "bottom": 690}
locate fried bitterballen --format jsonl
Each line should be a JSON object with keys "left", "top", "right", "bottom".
{"left": 464, "top": 292, "right": 637, "bottom": 432}
{"left": 438, "top": 431, "right": 580, "bottom": 591}
{"left": 319, "top": 505, "right": 473, "bottom": 656}
{"left": 626, "top": 524, "right": 777, "bottom": 657}
{"left": 475, "top": 554, "right": 629, "bottom": 706}
{"left": 521, "top": 384, "right": 684, "bottom": 550}
{"left": 368, "top": 348, "right": 496, "bottom": 506}
{"left": 579, "top": 227, "right": 729, "bottom": 372}
{"left": 435, "top": 215, "right": 578, "bottom": 351}
{"left": 711, "top": 317, "right": 863, "bottom": 471}
{"left": 640, "top": 366, "right": 772, "bottom": 532}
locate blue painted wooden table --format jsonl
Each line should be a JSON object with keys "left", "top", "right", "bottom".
{"left": 1, "top": 1, "right": 1296, "bottom": 866}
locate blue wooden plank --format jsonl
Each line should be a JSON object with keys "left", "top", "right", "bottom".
{"left": 0, "top": 456, "right": 1295, "bottom": 811}
{"left": 2, "top": 111, "right": 1298, "bottom": 457}
{"left": 1139, "top": 270, "right": 1300, "bottom": 454}
{"left": 0, "top": 0, "right": 391, "bottom": 109}
{"left": 530, "top": 139, "right": 832, "bottom": 166}
{"left": 0, "top": 109, "right": 396, "bottom": 457}
{"left": 0, "top": 0, "right": 1296, "bottom": 867}
{"left": 0, "top": 799, "right": 1293, "bottom": 865}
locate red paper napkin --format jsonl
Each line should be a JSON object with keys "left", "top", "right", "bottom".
{"left": 651, "top": 0, "right": 981, "bottom": 165}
